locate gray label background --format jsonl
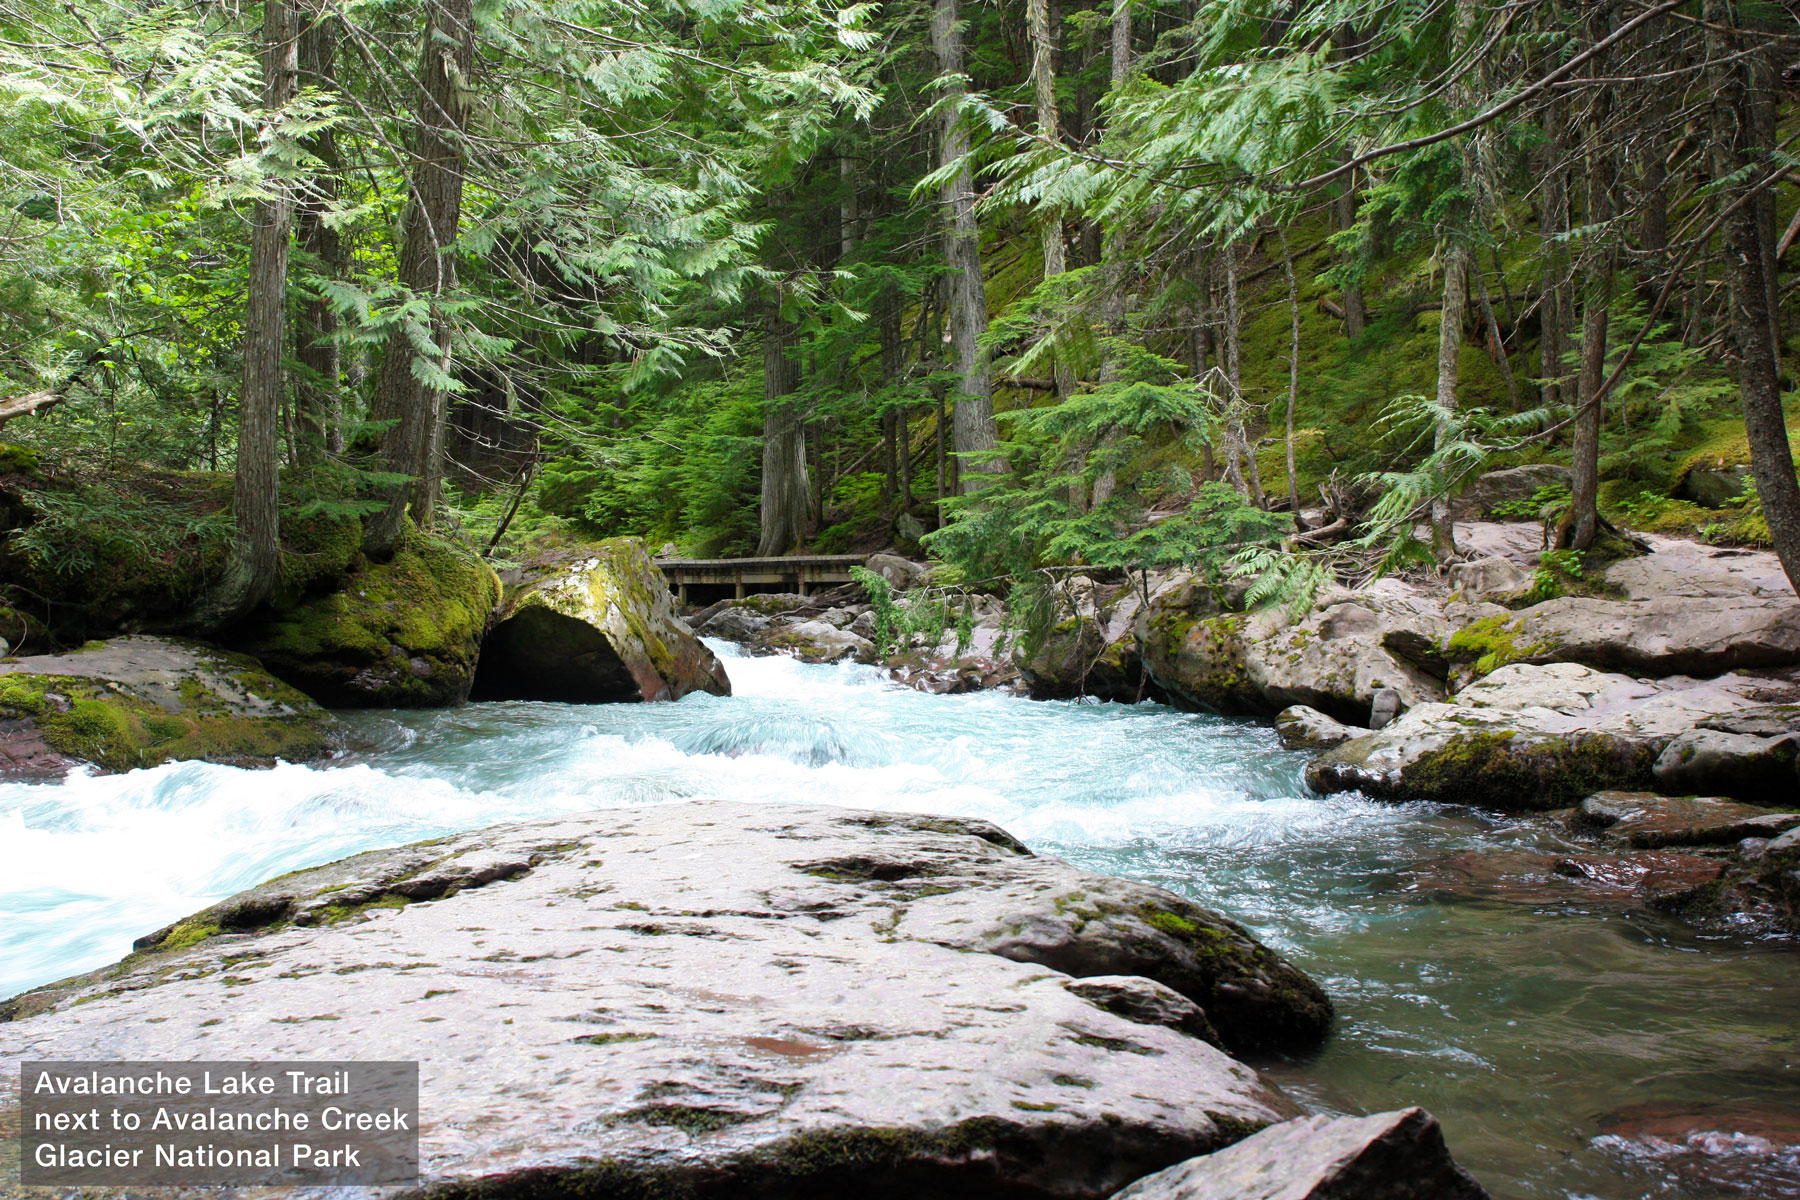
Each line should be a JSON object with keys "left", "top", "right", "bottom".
{"left": 21, "top": 1060, "right": 419, "bottom": 1186}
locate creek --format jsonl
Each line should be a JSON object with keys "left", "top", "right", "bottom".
{"left": 3, "top": 641, "right": 1796, "bottom": 1199}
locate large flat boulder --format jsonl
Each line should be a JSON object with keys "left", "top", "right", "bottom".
{"left": 0, "top": 635, "right": 335, "bottom": 779}
{"left": 1112, "top": 1107, "right": 1490, "bottom": 1200}
{"left": 1140, "top": 579, "right": 1447, "bottom": 725}
{"left": 1446, "top": 464, "right": 1571, "bottom": 521}
{"left": 475, "top": 537, "right": 729, "bottom": 702}
{"left": 1305, "top": 663, "right": 1771, "bottom": 810}
{"left": 229, "top": 522, "right": 500, "bottom": 707}
{"left": 0, "top": 802, "right": 1332, "bottom": 1199}
{"left": 1653, "top": 705, "right": 1800, "bottom": 803}
{"left": 1448, "top": 594, "right": 1800, "bottom": 681}
{"left": 1570, "top": 791, "right": 1800, "bottom": 849}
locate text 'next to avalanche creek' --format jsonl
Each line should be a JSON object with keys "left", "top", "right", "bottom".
{"left": 20, "top": 1060, "right": 419, "bottom": 1185}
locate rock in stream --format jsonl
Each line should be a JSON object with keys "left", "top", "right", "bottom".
{"left": 0, "top": 801, "right": 1338, "bottom": 1200}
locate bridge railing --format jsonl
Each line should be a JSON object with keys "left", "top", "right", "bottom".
{"left": 655, "top": 555, "right": 867, "bottom": 602}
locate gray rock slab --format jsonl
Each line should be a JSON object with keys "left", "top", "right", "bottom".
{"left": 1111, "top": 1107, "right": 1490, "bottom": 1200}
{"left": 0, "top": 802, "right": 1332, "bottom": 1200}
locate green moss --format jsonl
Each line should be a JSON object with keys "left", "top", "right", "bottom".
{"left": 1144, "top": 910, "right": 1198, "bottom": 936}
{"left": 1445, "top": 615, "right": 1553, "bottom": 679}
{"left": 1401, "top": 730, "right": 1655, "bottom": 810}
{"left": 610, "top": 1105, "right": 756, "bottom": 1136}
{"left": 157, "top": 921, "right": 221, "bottom": 952}
{"left": 0, "top": 443, "right": 42, "bottom": 476}
{"left": 232, "top": 521, "right": 500, "bottom": 707}
{"left": 0, "top": 658, "right": 329, "bottom": 772}
{"left": 1069, "top": 1033, "right": 1158, "bottom": 1055}
{"left": 311, "top": 894, "right": 411, "bottom": 925}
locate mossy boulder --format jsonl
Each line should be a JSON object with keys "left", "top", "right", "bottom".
{"left": 1019, "top": 576, "right": 1151, "bottom": 702}
{"left": 1138, "top": 578, "right": 1447, "bottom": 725}
{"left": 474, "top": 537, "right": 730, "bottom": 703}
{"left": 0, "top": 635, "right": 336, "bottom": 780}
{"left": 1304, "top": 663, "right": 1776, "bottom": 811}
{"left": 228, "top": 522, "right": 500, "bottom": 708}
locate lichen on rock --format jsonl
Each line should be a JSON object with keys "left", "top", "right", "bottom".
{"left": 0, "top": 635, "right": 335, "bottom": 779}
{"left": 475, "top": 536, "right": 729, "bottom": 702}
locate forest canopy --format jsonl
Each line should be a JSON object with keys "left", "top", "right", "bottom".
{"left": 0, "top": 0, "right": 1796, "bottom": 621}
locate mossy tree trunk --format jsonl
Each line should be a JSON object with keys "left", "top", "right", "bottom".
{"left": 363, "top": 0, "right": 475, "bottom": 561}
{"left": 1565, "top": 90, "right": 1616, "bottom": 553}
{"left": 1429, "top": 240, "right": 1470, "bottom": 559}
{"left": 206, "top": 0, "right": 299, "bottom": 623}
{"left": 295, "top": 3, "right": 344, "bottom": 462}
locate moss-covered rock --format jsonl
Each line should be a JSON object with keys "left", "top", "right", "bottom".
{"left": 1304, "top": 663, "right": 1775, "bottom": 811}
{"left": 1137, "top": 578, "right": 1447, "bottom": 724}
{"left": 0, "top": 635, "right": 335, "bottom": 780}
{"left": 474, "top": 537, "right": 730, "bottom": 702}
{"left": 227, "top": 522, "right": 500, "bottom": 708}
{"left": 1019, "top": 576, "right": 1152, "bottom": 703}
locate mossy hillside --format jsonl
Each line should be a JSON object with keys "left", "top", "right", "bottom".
{"left": 231, "top": 521, "right": 501, "bottom": 708}
{"left": 0, "top": 452, "right": 234, "bottom": 638}
{"left": 0, "top": 649, "right": 333, "bottom": 773}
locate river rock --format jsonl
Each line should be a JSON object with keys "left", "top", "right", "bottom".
{"left": 750, "top": 618, "right": 877, "bottom": 664}
{"left": 475, "top": 537, "right": 730, "bottom": 702}
{"left": 1680, "top": 463, "right": 1754, "bottom": 509}
{"left": 1141, "top": 578, "right": 1447, "bottom": 724}
{"left": 1447, "top": 555, "right": 1531, "bottom": 601}
{"left": 1552, "top": 852, "right": 1727, "bottom": 903}
{"left": 1605, "top": 536, "right": 1793, "bottom": 601}
{"left": 1570, "top": 791, "right": 1800, "bottom": 848}
{"left": 0, "top": 802, "right": 1333, "bottom": 1199}
{"left": 691, "top": 593, "right": 810, "bottom": 641}
{"left": 865, "top": 553, "right": 929, "bottom": 589}
{"left": 1304, "top": 663, "right": 1770, "bottom": 810}
{"left": 1594, "top": 1102, "right": 1800, "bottom": 1197}
{"left": 0, "top": 635, "right": 335, "bottom": 779}
{"left": 1112, "top": 1107, "right": 1490, "bottom": 1200}
{"left": 1021, "top": 575, "right": 1150, "bottom": 702}
{"left": 1652, "top": 705, "right": 1800, "bottom": 802}
{"left": 1274, "top": 705, "right": 1357, "bottom": 751}
{"left": 1448, "top": 464, "right": 1572, "bottom": 520}
{"left": 229, "top": 522, "right": 501, "bottom": 707}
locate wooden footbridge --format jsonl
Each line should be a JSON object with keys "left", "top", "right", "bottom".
{"left": 655, "top": 554, "right": 868, "bottom": 603}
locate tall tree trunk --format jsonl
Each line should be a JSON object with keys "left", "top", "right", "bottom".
{"left": 1026, "top": 0, "right": 1074, "bottom": 399}
{"left": 205, "top": 0, "right": 298, "bottom": 621}
{"left": 362, "top": 0, "right": 475, "bottom": 561}
{"left": 1279, "top": 230, "right": 1301, "bottom": 517}
{"left": 1565, "top": 83, "right": 1616, "bottom": 552}
{"left": 294, "top": 4, "right": 343, "bottom": 464}
{"left": 1473, "top": 267, "right": 1519, "bottom": 410}
{"left": 1334, "top": 156, "right": 1366, "bottom": 338}
{"left": 1429, "top": 241, "right": 1470, "bottom": 559}
{"left": 1219, "top": 241, "right": 1260, "bottom": 504}
{"left": 1710, "top": 2, "right": 1800, "bottom": 594}
{"left": 756, "top": 305, "right": 810, "bottom": 556}
{"left": 930, "top": 0, "right": 1004, "bottom": 491}
{"left": 1538, "top": 104, "right": 1571, "bottom": 409}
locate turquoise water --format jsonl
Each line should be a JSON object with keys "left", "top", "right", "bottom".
{"left": 3, "top": 643, "right": 1796, "bottom": 1198}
